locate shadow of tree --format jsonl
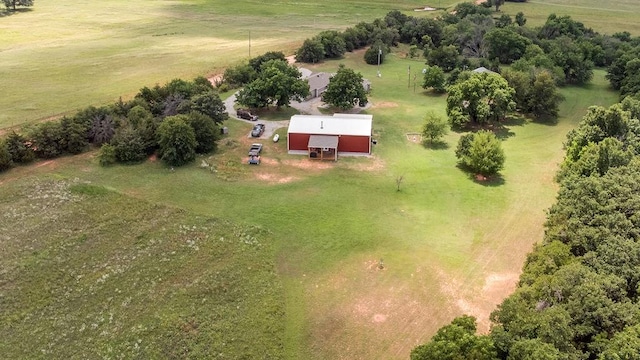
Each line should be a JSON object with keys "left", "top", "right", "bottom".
{"left": 422, "top": 140, "right": 449, "bottom": 150}
{"left": 471, "top": 173, "right": 505, "bottom": 187}
{"left": 0, "top": 8, "right": 33, "bottom": 17}
{"left": 455, "top": 164, "right": 506, "bottom": 187}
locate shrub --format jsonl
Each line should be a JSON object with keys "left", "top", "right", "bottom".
{"left": 98, "top": 144, "right": 117, "bottom": 166}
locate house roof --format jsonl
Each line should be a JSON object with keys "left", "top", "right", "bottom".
{"left": 472, "top": 66, "right": 497, "bottom": 74}
{"left": 288, "top": 114, "right": 373, "bottom": 137}
{"left": 306, "top": 72, "right": 332, "bottom": 91}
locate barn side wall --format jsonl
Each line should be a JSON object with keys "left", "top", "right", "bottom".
{"left": 338, "top": 135, "right": 371, "bottom": 154}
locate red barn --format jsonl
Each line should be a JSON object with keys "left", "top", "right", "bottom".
{"left": 287, "top": 114, "right": 373, "bottom": 160}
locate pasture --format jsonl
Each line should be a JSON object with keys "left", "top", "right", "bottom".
{"left": 0, "top": 0, "right": 631, "bottom": 358}
{"left": 2, "top": 0, "right": 639, "bottom": 129}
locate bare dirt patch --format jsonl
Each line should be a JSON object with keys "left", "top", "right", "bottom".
{"left": 414, "top": 6, "right": 437, "bottom": 12}
{"left": 255, "top": 172, "right": 298, "bottom": 184}
{"left": 285, "top": 55, "right": 296, "bottom": 65}
{"left": 348, "top": 156, "right": 385, "bottom": 172}
{"left": 435, "top": 269, "right": 520, "bottom": 333}
{"left": 406, "top": 133, "right": 423, "bottom": 143}
{"left": 207, "top": 74, "right": 223, "bottom": 86}
{"left": 282, "top": 158, "right": 333, "bottom": 170}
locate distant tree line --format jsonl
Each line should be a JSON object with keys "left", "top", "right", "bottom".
{"left": 2, "top": 0, "right": 33, "bottom": 11}
{"left": 290, "top": 2, "right": 640, "bottom": 128}
{"left": 412, "top": 98, "right": 640, "bottom": 359}
{"left": 0, "top": 77, "right": 228, "bottom": 172}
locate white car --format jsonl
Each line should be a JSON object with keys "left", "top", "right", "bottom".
{"left": 273, "top": 134, "right": 280, "bottom": 142}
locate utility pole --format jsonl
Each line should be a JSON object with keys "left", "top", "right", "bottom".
{"left": 408, "top": 65, "right": 411, "bottom": 88}
{"left": 377, "top": 48, "right": 382, "bottom": 77}
{"left": 249, "top": 30, "right": 251, "bottom": 58}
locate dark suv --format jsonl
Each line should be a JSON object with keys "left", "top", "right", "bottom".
{"left": 236, "top": 109, "right": 258, "bottom": 121}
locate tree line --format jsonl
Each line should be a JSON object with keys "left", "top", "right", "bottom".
{"left": 0, "top": 77, "right": 228, "bottom": 172}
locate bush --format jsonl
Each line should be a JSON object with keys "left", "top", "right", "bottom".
{"left": 111, "top": 126, "right": 147, "bottom": 163}
{"left": 186, "top": 112, "right": 220, "bottom": 154}
{"left": 29, "top": 122, "right": 66, "bottom": 159}
{"left": 0, "top": 140, "right": 12, "bottom": 172}
{"left": 157, "top": 115, "right": 197, "bottom": 167}
{"left": 98, "top": 144, "right": 117, "bottom": 166}
{"left": 5, "top": 131, "right": 35, "bottom": 164}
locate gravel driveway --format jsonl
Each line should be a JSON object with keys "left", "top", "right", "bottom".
{"left": 222, "top": 67, "right": 370, "bottom": 139}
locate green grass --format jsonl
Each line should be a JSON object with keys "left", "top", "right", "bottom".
{"left": 501, "top": 0, "right": 640, "bottom": 34}
{"left": 0, "top": 177, "right": 285, "bottom": 359}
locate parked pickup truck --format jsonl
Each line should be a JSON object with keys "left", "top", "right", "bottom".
{"left": 248, "top": 155, "right": 261, "bottom": 165}
{"left": 248, "top": 143, "right": 263, "bottom": 156}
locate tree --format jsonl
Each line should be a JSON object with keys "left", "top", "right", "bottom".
{"left": 236, "top": 59, "right": 310, "bottom": 109}
{"left": 456, "top": 130, "right": 505, "bottom": 176}
{"left": 5, "top": 131, "right": 34, "bottom": 164}
{"left": 528, "top": 70, "right": 564, "bottom": 119}
{"left": 427, "top": 45, "right": 459, "bottom": 72}
{"left": 422, "top": 65, "right": 446, "bottom": 93}
{"left": 421, "top": 112, "right": 449, "bottom": 145}
{"left": 28, "top": 122, "right": 66, "bottom": 159}
{"left": 446, "top": 72, "right": 516, "bottom": 128}
{"left": 495, "top": 14, "right": 512, "bottom": 28}
{"left": 248, "top": 51, "right": 286, "bottom": 72}
{"left": 222, "top": 62, "right": 257, "bottom": 88}
{"left": 548, "top": 36, "right": 594, "bottom": 85}
{"left": 185, "top": 90, "right": 228, "bottom": 124}
{"left": 320, "top": 65, "right": 367, "bottom": 110}
{"left": 515, "top": 12, "right": 527, "bottom": 26}
{"left": 98, "top": 144, "right": 117, "bottom": 166}
{"left": 485, "top": 28, "right": 531, "bottom": 64}
{"left": 411, "top": 315, "right": 498, "bottom": 360}
{"left": 186, "top": 112, "right": 220, "bottom": 154}
{"left": 0, "top": 140, "right": 11, "bottom": 172}
{"left": 296, "top": 38, "right": 325, "bottom": 63}
{"left": 3, "top": 0, "right": 33, "bottom": 10}
{"left": 157, "top": 115, "right": 197, "bottom": 167}
{"left": 111, "top": 125, "right": 147, "bottom": 163}
{"left": 60, "top": 116, "right": 89, "bottom": 154}
{"left": 316, "top": 30, "right": 346, "bottom": 59}
{"left": 507, "top": 339, "right": 568, "bottom": 360}
{"left": 364, "top": 42, "right": 388, "bottom": 65}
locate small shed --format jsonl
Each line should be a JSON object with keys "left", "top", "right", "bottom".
{"left": 287, "top": 114, "right": 373, "bottom": 160}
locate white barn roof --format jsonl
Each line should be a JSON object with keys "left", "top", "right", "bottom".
{"left": 288, "top": 114, "right": 372, "bottom": 137}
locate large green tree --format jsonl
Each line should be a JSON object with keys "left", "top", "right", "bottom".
{"left": 411, "top": 315, "right": 498, "bottom": 360}
{"left": 236, "top": 60, "right": 310, "bottom": 108}
{"left": 484, "top": 27, "right": 531, "bottom": 64}
{"left": 446, "top": 72, "right": 516, "bottom": 128}
{"left": 422, "top": 65, "right": 446, "bottom": 93}
{"left": 456, "top": 130, "right": 505, "bottom": 176}
{"left": 321, "top": 65, "right": 367, "bottom": 110}
{"left": 156, "top": 115, "right": 197, "bottom": 167}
